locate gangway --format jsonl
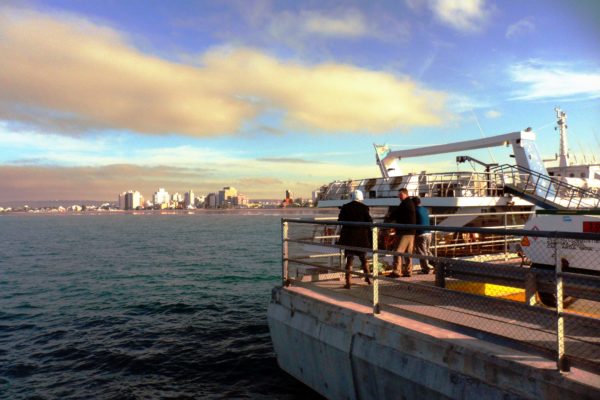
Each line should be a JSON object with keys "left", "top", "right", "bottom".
{"left": 492, "top": 164, "right": 600, "bottom": 210}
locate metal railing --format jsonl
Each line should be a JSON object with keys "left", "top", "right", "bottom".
{"left": 492, "top": 164, "right": 600, "bottom": 209}
{"left": 281, "top": 218, "right": 600, "bottom": 373}
{"left": 317, "top": 171, "right": 503, "bottom": 201}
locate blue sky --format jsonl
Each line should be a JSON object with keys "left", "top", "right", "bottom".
{"left": 1, "top": 0, "right": 599, "bottom": 202}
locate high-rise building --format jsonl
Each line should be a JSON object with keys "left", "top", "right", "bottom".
{"left": 124, "top": 190, "right": 141, "bottom": 210}
{"left": 218, "top": 186, "right": 237, "bottom": 207}
{"left": 206, "top": 193, "right": 217, "bottom": 208}
{"left": 118, "top": 191, "right": 127, "bottom": 210}
{"left": 184, "top": 190, "right": 195, "bottom": 208}
{"left": 195, "top": 195, "right": 206, "bottom": 208}
{"left": 172, "top": 192, "right": 183, "bottom": 203}
{"left": 153, "top": 188, "right": 170, "bottom": 207}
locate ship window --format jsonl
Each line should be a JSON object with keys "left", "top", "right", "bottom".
{"left": 549, "top": 172, "right": 554, "bottom": 176}
{"left": 569, "top": 173, "right": 574, "bottom": 177}
{"left": 369, "top": 190, "right": 376, "bottom": 199}
{"left": 581, "top": 173, "right": 586, "bottom": 178}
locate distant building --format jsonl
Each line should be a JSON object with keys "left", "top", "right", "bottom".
{"left": 153, "top": 188, "right": 170, "bottom": 207}
{"left": 282, "top": 189, "right": 294, "bottom": 207}
{"left": 172, "top": 192, "right": 183, "bottom": 203}
{"left": 218, "top": 186, "right": 237, "bottom": 207}
{"left": 233, "top": 194, "right": 248, "bottom": 207}
{"left": 124, "top": 190, "right": 142, "bottom": 210}
{"left": 184, "top": 190, "right": 195, "bottom": 208}
{"left": 195, "top": 195, "right": 206, "bottom": 208}
{"left": 206, "top": 193, "right": 217, "bottom": 208}
{"left": 118, "top": 192, "right": 127, "bottom": 210}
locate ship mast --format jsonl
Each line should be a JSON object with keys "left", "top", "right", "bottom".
{"left": 555, "top": 107, "right": 569, "bottom": 169}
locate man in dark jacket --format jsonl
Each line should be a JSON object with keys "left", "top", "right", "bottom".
{"left": 388, "top": 188, "right": 416, "bottom": 277}
{"left": 337, "top": 190, "right": 372, "bottom": 289}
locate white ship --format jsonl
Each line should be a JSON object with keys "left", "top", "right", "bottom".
{"left": 545, "top": 108, "right": 600, "bottom": 191}
{"left": 315, "top": 110, "right": 600, "bottom": 229}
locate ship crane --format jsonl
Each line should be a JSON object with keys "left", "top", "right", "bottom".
{"left": 456, "top": 155, "right": 499, "bottom": 196}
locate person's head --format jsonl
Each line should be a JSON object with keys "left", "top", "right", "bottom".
{"left": 413, "top": 196, "right": 421, "bottom": 206}
{"left": 351, "top": 190, "right": 364, "bottom": 202}
{"left": 398, "top": 188, "right": 409, "bottom": 201}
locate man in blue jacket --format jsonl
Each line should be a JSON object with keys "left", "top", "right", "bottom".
{"left": 413, "top": 196, "right": 435, "bottom": 274}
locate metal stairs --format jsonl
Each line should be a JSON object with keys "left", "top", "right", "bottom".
{"left": 492, "top": 164, "right": 600, "bottom": 210}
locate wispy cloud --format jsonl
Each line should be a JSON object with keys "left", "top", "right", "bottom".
{"left": 241, "top": 4, "right": 410, "bottom": 45}
{"left": 428, "top": 0, "right": 492, "bottom": 32}
{"left": 0, "top": 6, "right": 442, "bottom": 137}
{"left": 301, "top": 9, "right": 368, "bottom": 38}
{"left": 446, "top": 93, "right": 491, "bottom": 113}
{"left": 509, "top": 60, "right": 600, "bottom": 101}
{"left": 505, "top": 17, "right": 535, "bottom": 39}
{"left": 485, "top": 110, "right": 501, "bottom": 118}
{"left": 257, "top": 157, "right": 316, "bottom": 164}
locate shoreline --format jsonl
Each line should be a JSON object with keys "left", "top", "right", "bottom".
{"left": 1, "top": 208, "right": 340, "bottom": 216}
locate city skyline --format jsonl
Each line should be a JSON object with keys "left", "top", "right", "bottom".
{"left": 1, "top": 1, "right": 599, "bottom": 202}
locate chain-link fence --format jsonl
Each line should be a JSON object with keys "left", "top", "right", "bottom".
{"left": 281, "top": 217, "right": 600, "bottom": 373}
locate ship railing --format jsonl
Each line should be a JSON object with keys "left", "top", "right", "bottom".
{"left": 491, "top": 164, "right": 600, "bottom": 209}
{"left": 282, "top": 218, "right": 600, "bottom": 373}
{"left": 317, "top": 171, "right": 507, "bottom": 200}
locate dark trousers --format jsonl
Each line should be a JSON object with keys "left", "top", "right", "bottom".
{"left": 344, "top": 251, "right": 370, "bottom": 287}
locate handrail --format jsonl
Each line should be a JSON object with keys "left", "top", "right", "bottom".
{"left": 281, "top": 218, "right": 600, "bottom": 372}
{"left": 490, "top": 163, "right": 600, "bottom": 209}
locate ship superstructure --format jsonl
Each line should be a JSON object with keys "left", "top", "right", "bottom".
{"left": 316, "top": 122, "right": 600, "bottom": 228}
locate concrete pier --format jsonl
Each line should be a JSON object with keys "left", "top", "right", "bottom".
{"left": 268, "top": 285, "right": 600, "bottom": 400}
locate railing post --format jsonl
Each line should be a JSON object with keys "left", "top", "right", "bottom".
{"left": 554, "top": 235, "right": 569, "bottom": 372}
{"left": 282, "top": 220, "right": 289, "bottom": 286}
{"left": 504, "top": 212, "right": 508, "bottom": 261}
{"left": 372, "top": 226, "right": 380, "bottom": 314}
{"left": 524, "top": 271, "right": 537, "bottom": 306}
{"left": 435, "top": 261, "right": 445, "bottom": 288}
{"left": 433, "top": 215, "right": 438, "bottom": 258}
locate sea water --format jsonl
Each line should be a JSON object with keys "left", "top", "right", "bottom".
{"left": 0, "top": 213, "right": 324, "bottom": 399}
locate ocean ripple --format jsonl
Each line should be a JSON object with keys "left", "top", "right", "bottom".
{"left": 0, "top": 214, "right": 325, "bottom": 399}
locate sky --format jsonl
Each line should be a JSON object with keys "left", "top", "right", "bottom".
{"left": 1, "top": 0, "right": 599, "bottom": 204}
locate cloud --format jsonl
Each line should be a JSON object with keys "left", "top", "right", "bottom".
{"left": 505, "top": 17, "right": 535, "bottom": 39}
{"left": 245, "top": 5, "right": 410, "bottom": 44}
{"left": 257, "top": 157, "right": 316, "bottom": 164}
{"left": 0, "top": 164, "right": 213, "bottom": 202}
{"left": 485, "top": 110, "right": 501, "bottom": 118}
{"left": 0, "top": 7, "right": 443, "bottom": 136}
{"left": 428, "top": 0, "right": 491, "bottom": 32}
{"left": 0, "top": 158, "right": 380, "bottom": 202}
{"left": 446, "top": 93, "right": 491, "bottom": 113}
{"left": 302, "top": 9, "right": 368, "bottom": 38}
{"left": 509, "top": 60, "right": 600, "bottom": 101}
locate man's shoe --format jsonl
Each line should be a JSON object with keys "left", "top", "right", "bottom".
{"left": 343, "top": 284, "right": 351, "bottom": 289}
{"left": 421, "top": 268, "right": 430, "bottom": 275}
{"left": 389, "top": 272, "right": 401, "bottom": 278}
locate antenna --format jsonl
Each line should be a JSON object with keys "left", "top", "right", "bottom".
{"left": 555, "top": 107, "right": 569, "bottom": 168}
